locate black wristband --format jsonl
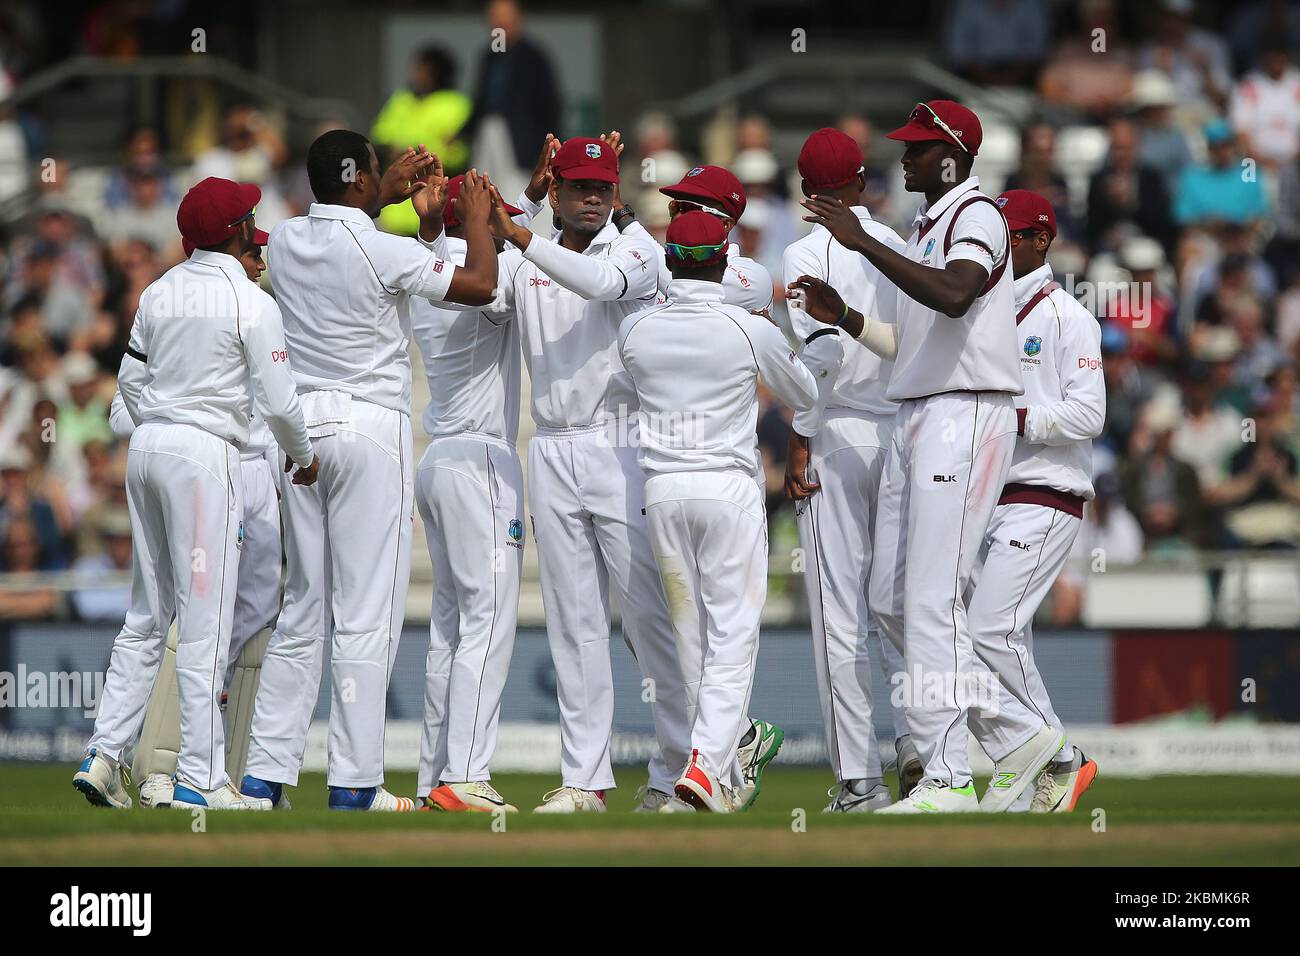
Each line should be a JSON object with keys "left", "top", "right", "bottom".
{"left": 612, "top": 205, "right": 636, "bottom": 232}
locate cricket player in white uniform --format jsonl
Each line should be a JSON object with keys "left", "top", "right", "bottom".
{"left": 484, "top": 136, "right": 692, "bottom": 813}
{"left": 74, "top": 178, "right": 317, "bottom": 811}
{"left": 964, "top": 190, "right": 1103, "bottom": 813}
{"left": 793, "top": 101, "right": 1064, "bottom": 813}
{"left": 240, "top": 133, "right": 500, "bottom": 812}
{"left": 780, "top": 128, "right": 913, "bottom": 812}
{"left": 410, "top": 176, "right": 531, "bottom": 813}
{"left": 619, "top": 211, "right": 831, "bottom": 812}
{"left": 112, "top": 231, "right": 290, "bottom": 809}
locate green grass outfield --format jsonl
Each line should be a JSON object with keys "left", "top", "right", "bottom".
{"left": 2, "top": 763, "right": 1298, "bottom": 865}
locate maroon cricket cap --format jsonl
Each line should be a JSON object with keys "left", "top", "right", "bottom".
{"left": 551, "top": 137, "right": 619, "bottom": 183}
{"left": 798, "top": 128, "right": 865, "bottom": 191}
{"left": 443, "top": 174, "right": 524, "bottom": 229}
{"left": 176, "top": 177, "right": 261, "bottom": 248}
{"left": 183, "top": 227, "right": 268, "bottom": 259}
{"left": 659, "top": 165, "right": 746, "bottom": 221}
{"left": 665, "top": 210, "right": 729, "bottom": 267}
{"left": 886, "top": 100, "right": 982, "bottom": 155}
{"left": 996, "top": 189, "right": 1057, "bottom": 238}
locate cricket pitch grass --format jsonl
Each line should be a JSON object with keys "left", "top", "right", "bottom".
{"left": 2, "top": 764, "right": 1297, "bottom": 865}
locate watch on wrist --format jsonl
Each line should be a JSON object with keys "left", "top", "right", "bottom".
{"left": 612, "top": 204, "right": 637, "bottom": 232}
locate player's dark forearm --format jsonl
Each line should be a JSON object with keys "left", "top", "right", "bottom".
{"left": 849, "top": 233, "right": 980, "bottom": 317}
{"left": 454, "top": 222, "right": 499, "bottom": 305}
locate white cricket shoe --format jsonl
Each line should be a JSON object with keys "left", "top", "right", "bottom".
{"left": 533, "top": 787, "right": 606, "bottom": 814}
{"left": 327, "top": 785, "right": 415, "bottom": 811}
{"left": 633, "top": 786, "right": 696, "bottom": 813}
{"left": 425, "top": 781, "right": 517, "bottom": 813}
{"left": 139, "top": 772, "right": 174, "bottom": 808}
{"left": 980, "top": 724, "right": 1066, "bottom": 813}
{"left": 734, "top": 718, "right": 784, "bottom": 810}
{"left": 171, "top": 778, "right": 272, "bottom": 811}
{"left": 895, "top": 735, "right": 924, "bottom": 800}
{"left": 824, "top": 782, "right": 893, "bottom": 813}
{"left": 1031, "top": 749, "right": 1098, "bottom": 813}
{"left": 72, "top": 748, "right": 132, "bottom": 809}
{"left": 675, "top": 750, "right": 736, "bottom": 813}
{"left": 877, "top": 779, "right": 979, "bottom": 814}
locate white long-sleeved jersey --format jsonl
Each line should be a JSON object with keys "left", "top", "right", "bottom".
{"left": 410, "top": 235, "right": 521, "bottom": 443}
{"left": 1006, "top": 263, "right": 1105, "bottom": 500}
{"left": 653, "top": 242, "right": 773, "bottom": 313}
{"left": 267, "top": 203, "right": 458, "bottom": 414}
{"left": 116, "top": 249, "right": 313, "bottom": 467}
{"left": 489, "top": 217, "right": 660, "bottom": 430}
{"left": 782, "top": 205, "right": 905, "bottom": 435}
{"left": 619, "top": 278, "right": 833, "bottom": 478}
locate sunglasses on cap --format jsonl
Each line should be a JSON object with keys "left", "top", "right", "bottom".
{"left": 666, "top": 242, "right": 727, "bottom": 262}
{"left": 909, "top": 103, "right": 969, "bottom": 153}
{"left": 228, "top": 208, "right": 256, "bottom": 229}
{"left": 669, "top": 199, "right": 731, "bottom": 220}
{"left": 1009, "top": 227, "right": 1046, "bottom": 240}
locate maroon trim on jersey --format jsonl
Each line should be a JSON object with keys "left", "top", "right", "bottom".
{"left": 998, "top": 482, "right": 1084, "bottom": 519}
{"left": 943, "top": 194, "right": 1010, "bottom": 296}
{"left": 1016, "top": 281, "right": 1061, "bottom": 325}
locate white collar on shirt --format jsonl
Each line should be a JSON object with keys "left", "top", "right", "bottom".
{"left": 666, "top": 277, "right": 726, "bottom": 303}
{"left": 307, "top": 203, "right": 376, "bottom": 230}
{"left": 549, "top": 218, "right": 620, "bottom": 254}
{"left": 188, "top": 248, "right": 247, "bottom": 277}
{"left": 1012, "top": 262, "right": 1055, "bottom": 308}
{"left": 912, "top": 176, "right": 982, "bottom": 229}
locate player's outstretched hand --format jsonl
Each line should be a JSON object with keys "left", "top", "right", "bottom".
{"left": 801, "top": 195, "right": 868, "bottom": 250}
{"left": 525, "top": 133, "right": 559, "bottom": 203}
{"left": 379, "top": 145, "right": 436, "bottom": 208}
{"left": 788, "top": 275, "right": 846, "bottom": 326}
{"left": 458, "top": 169, "right": 492, "bottom": 224}
{"left": 291, "top": 455, "right": 321, "bottom": 486}
{"left": 410, "top": 149, "right": 448, "bottom": 222}
{"left": 784, "top": 432, "right": 820, "bottom": 500}
{"left": 598, "top": 130, "right": 625, "bottom": 157}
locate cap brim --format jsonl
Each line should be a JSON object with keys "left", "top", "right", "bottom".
{"left": 252, "top": 228, "right": 269, "bottom": 246}
{"left": 556, "top": 165, "right": 619, "bottom": 183}
{"left": 660, "top": 181, "right": 722, "bottom": 207}
{"left": 501, "top": 201, "right": 526, "bottom": 217}
{"left": 885, "top": 121, "right": 952, "bottom": 145}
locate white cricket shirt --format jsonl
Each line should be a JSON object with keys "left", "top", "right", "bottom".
{"left": 116, "top": 249, "right": 313, "bottom": 466}
{"left": 887, "top": 177, "right": 1023, "bottom": 401}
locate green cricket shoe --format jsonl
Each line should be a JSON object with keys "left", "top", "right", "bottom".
{"left": 734, "top": 718, "right": 784, "bottom": 811}
{"left": 876, "top": 779, "right": 979, "bottom": 814}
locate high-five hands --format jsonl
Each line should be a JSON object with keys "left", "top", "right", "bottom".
{"left": 379, "top": 145, "right": 437, "bottom": 208}
{"left": 787, "top": 275, "right": 847, "bottom": 326}
{"left": 525, "top": 133, "right": 559, "bottom": 204}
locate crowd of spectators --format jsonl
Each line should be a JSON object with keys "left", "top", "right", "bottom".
{"left": 2, "top": 0, "right": 1300, "bottom": 625}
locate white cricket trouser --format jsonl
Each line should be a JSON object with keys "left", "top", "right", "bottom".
{"left": 226, "top": 453, "right": 281, "bottom": 688}
{"left": 869, "top": 391, "right": 1043, "bottom": 786}
{"left": 528, "top": 420, "right": 689, "bottom": 794}
{"left": 795, "top": 409, "right": 907, "bottom": 784}
{"left": 89, "top": 422, "right": 242, "bottom": 790}
{"left": 415, "top": 434, "right": 523, "bottom": 793}
{"left": 246, "top": 399, "right": 413, "bottom": 788}
{"left": 966, "top": 502, "right": 1080, "bottom": 755}
{"left": 645, "top": 470, "right": 766, "bottom": 786}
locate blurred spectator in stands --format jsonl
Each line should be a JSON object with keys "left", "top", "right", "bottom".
{"left": 1086, "top": 118, "right": 1176, "bottom": 252}
{"left": 633, "top": 111, "right": 688, "bottom": 184}
{"left": 1172, "top": 361, "right": 1246, "bottom": 488}
{"left": 14, "top": 336, "right": 67, "bottom": 405}
{"left": 1228, "top": 297, "right": 1287, "bottom": 394}
{"left": 1230, "top": 40, "right": 1300, "bottom": 171}
{"left": 0, "top": 69, "right": 27, "bottom": 204}
{"left": 1056, "top": 469, "right": 1145, "bottom": 619}
{"left": 837, "top": 112, "right": 893, "bottom": 224}
{"left": 1130, "top": 70, "right": 1194, "bottom": 192}
{"left": 70, "top": 508, "right": 132, "bottom": 622}
{"left": 10, "top": 200, "right": 105, "bottom": 310}
{"left": 373, "top": 45, "right": 472, "bottom": 237}
{"left": 944, "top": 0, "right": 1051, "bottom": 87}
{"left": 54, "top": 351, "right": 110, "bottom": 467}
{"left": 1100, "top": 323, "right": 1154, "bottom": 454}
{"left": 733, "top": 147, "right": 798, "bottom": 276}
{"left": 1104, "top": 237, "right": 1179, "bottom": 366}
{"left": 192, "top": 105, "right": 291, "bottom": 230}
{"left": 1139, "top": 0, "right": 1232, "bottom": 117}
{"left": 1174, "top": 119, "right": 1271, "bottom": 230}
{"left": 103, "top": 127, "right": 176, "bottom": 210}
{"left": 462, "top": 0, "right": 561, "bottom": 202}
{"left": 1228, "top": 0, "right": 1300, "bottom": 74}
{"left": 0, "top": 444, "right": 64, "bottom": 571}
{"left": 1210, "top": 392, "right": 1300, "bottom": 546}
{"left": 1193, "top": 246, "right": 1277, "bottom": 323}
{"left": 8, "top": 240, "right": 91, "bottom": 346}
{"left": 1121, "top": 399, "right": 1209, "bottom": 552}
{"left": 94, "top": 161, "right": 180, "bottom": 260}
{"left": 1003, "top": 121, "right": 1077, "bottom": 239}
{"left": 0, "top": 516, "right": 59, "bottom": 620}
{"left": 1276, "top": 269, "right": 1300, "bottom": 355}
{"left": 1039, "top": 0, "right": 1136, "bottom": 118}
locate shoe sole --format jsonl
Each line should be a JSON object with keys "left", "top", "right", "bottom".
{"left": 72, "top": 776, "right": 129, "bottom": 809}
{"left": 740, "top": 724, "right": 784, "bottom": 811}
{"left": 982, "top": 730, "right": 1066, "bottom": 813}
{"left": 1055, "top": 759, "right": 1099, "bottom": 813}
{"left": 675, "top": 778, "right": 726, "bottom": 813}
